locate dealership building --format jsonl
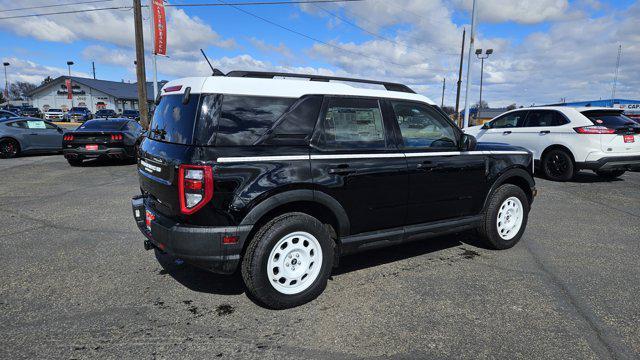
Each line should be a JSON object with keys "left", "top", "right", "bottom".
{"left": 27, "top": 76, "right": 165, "bottom": 113}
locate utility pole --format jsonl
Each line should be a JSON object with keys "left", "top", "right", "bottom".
{"left": 441, "top": 77, "right": 446, "bottom": 108}
{"left": 133, "top": 0, "right": 150, "bottom": 129}
{"left": 611, "top": 44, "right": 622, "bottom": 107}
{"left": 463, "top": 0, "right": 478, "bottom": 128}
{"left": 455, "top": 28, "right": 465, "bottom": 127}
{"left": 92, "top": 61, "right": 96, "bottom": 79}
{"left": 2, "top": 62, "right": 9, "bottom": 99}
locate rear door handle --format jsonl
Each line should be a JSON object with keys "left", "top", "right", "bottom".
{"left": 328, "top": 164, "right": 354, "bottom": 175}
{"left": 416, "top": 160, "right": 439, "bottom": 170}
{"left": 539, "top": 130, "right": 550, "bottom": 134}
{"left": 503, "top": 131, "right": 512, "bottom": 135}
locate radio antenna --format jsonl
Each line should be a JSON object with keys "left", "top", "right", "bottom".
{"left": 200, "top": 48, "right": 224, "bottom": 76}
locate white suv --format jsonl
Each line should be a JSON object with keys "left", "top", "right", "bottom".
{"left": 464, "top": 107, "right": 640, "bottom": 181}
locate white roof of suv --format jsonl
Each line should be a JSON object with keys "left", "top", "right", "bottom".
{"left": 160, "top": 72, "right": 435, "bottom": 105}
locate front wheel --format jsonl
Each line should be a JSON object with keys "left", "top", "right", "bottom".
{"left": 595, "top": 170, "right": 625, "bottom": 179}
{"left": 241, "top": 213, "right": 334, "bottom": 309}
{"left": 477, "top": 184, "right": 530, "bottom": 250}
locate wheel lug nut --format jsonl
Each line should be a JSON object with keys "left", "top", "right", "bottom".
{"left": 296, "top": 254, "right": 299, "bottom": 258}
{"left": 286, "top": 263, "right": 289, "bottom": 267}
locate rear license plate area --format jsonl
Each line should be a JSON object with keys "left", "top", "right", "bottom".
{"left": 85, "top": 144, "right": 98, "bottom": 151}
{"left": 623, "top": 135, "right": 635, "bottom": 143}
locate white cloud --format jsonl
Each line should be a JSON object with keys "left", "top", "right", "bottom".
{"left": 249, "top": 38, "right": 294, "bottom": 59}
{"left": 0, "top": 57, "right": 91, "bottom": 85}
{"left": 453, "top": 0, "right": 570, "bottom": 24}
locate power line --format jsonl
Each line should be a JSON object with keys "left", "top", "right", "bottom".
{"left": 0, "top": 0, "right": 364, "bottom": 20}
{"left": 215, "top": 0, "right": 455, "bottom": 72}
{"left": 312, "top": 3, "right": 459, "bottom": 58}
{"left": 0, "top": 0, "right": 117, "bottom": 13}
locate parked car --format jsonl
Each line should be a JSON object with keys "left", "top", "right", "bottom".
{"left": 95, "top": 109, "right": 118, "bottom": 119}
{"left": 464, "top": 107, "right": 640, "bottom": 181}
{"left": 0, "top": 110, "right": 18, "bottom": 119}
{"left": 3, "top": 106, "right": 22, "bottom": 116}
{"left": 131, "top": 71, "right": 536, "bottom": 309}
{"left": 122, "top": 109, "right": 140, "bottom": 120}
{"left": 21, "top": 107, "right": 42, "bottom": 118}
{"left": 44, "top": 108, "right": 65, "bottom": 121}
{"left": 0, "top": 118, "right": 64, "bottom": 158}
{"left": 65, "top": 107, "right": 93, "bottom": 122}
{"left": 62, "top": 118, "right": 145, "bottom": 165}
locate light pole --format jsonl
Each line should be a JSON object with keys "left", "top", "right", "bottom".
{"left": 2, "top": 62, "right": 9, "bottom": 100}
{"left": 462, "top": 0, "right": 478, "bottom": 128}
{"left": 475, "top": 48, "right": 493, "bottom": 111}
{"left": 66, "top": 61, "right": 74, "bottom": 76}
{"left": 67, "top": 61, "right": 74, "bottom": 107}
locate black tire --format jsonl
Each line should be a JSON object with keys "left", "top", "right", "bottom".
{"left": 0, "top": 138, "right": 20, "bottom": 158}
{"left": 241, "top": 212, "right": 334, "bottom": 309}
{"left": 477, "top": 184, "right": 530, "bottom": 250}
{"left": 67, "top": 159, "right": 83, "bottom": 166}
{"left": 542, "top": 149, "right": 575, "bottom": 181}
{"left": 595, "top": 170, "right": 625, "bottom": 179}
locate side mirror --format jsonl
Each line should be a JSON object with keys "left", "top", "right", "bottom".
{"left": 482, "top": 122, "right": 491, "bottom": 129}
{"left": 460, "top": 133, "right": 477, "bottom": 151}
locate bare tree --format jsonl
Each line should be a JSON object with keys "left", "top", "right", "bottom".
{"left": 473, "top": 100, "right": 489, "bottom": 110}
{"left": 9, "top": 81, "right": 37, "bottom": 100}
{"left": 506, "top": 103, "right": 517, "bottom": 110}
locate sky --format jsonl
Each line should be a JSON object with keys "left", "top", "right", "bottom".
{"left": 0, "top": 0, "right": 638, "bottom": 108}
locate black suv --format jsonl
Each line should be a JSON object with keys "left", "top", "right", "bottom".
{"left": 132, "top": 71, "right": 536, "bottom": 309}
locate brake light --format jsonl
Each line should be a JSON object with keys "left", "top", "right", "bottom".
{"left": 574, "top": 126, "right": 615, "bottom": 134}
{"left": 178, "top": 164, "right": 213, "bottom": 215}
{"left": 63, "top": 134, "right": 74, "bottom": 141}
{"left": 110, "top": 134, "right": 123, "bottom": 141}
{"left": 163, "top": 85, "right": 183, "bottom": 93}
{"left": 145, "top": 210, "right": 155, "bottom": 231}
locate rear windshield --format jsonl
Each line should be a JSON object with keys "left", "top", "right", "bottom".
{"left": 79, "top": 120, "right": 127, "bottom": 130}
{"left": 49, "top": 109, "right": 62, "bottom": 112}
{"left": 150, "top": 94, "right": 296, "bottom": 146}
{"left": 70, "top": 107, "right": 88, "bottom": 112}
{"left": 124, "top": 110, "right": 138, "bottom": 115}
{"left": 582, "top": 111, "right": 637, "bottom": 127}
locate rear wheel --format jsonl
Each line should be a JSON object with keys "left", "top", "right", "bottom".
{"left": 542, "top": 149, "right": 575, "bottom": 181}
{"left": 477, "top": 184, "right": 530, "bottom": 250}
{"left": 241, "top": 213, "right": 334, "bottom": 309}
{"left": 0, "top": 138, "right": 19, "bottom": 158}
{"left": 595, "top": 169, "right": 625, "bottom": 179}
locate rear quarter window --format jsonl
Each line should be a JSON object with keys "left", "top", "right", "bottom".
{"left": 149, "top": 94, "right": 200, "bottom": 144}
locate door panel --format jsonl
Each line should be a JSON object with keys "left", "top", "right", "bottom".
{"left": 390, "top": 101, "right": 488, "bottom": 223}
{"left": 509, "top": 110, "right": 568, "bottom": 159}
{"left": 310, "top": 97, "right": 407, "bottom": 235}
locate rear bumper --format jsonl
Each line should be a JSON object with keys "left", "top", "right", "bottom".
{"left": 63, "top": 147, "right": 132, "bottom": 160}
{"left": 131, "top": 195, "right": 252, "bottom": 274}
{"left": 578, "top": 155, "right": 640, "bottom": 171}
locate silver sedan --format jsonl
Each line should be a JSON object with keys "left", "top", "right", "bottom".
{"left": 0, "top": 118, "right": 65, "bottom": 158}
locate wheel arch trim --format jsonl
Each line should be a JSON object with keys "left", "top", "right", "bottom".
{"left": 483, "top": 167, "right": 535, "bottom": 210}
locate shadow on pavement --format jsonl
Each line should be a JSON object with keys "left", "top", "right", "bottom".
{"left": 535, "top": 171, "right": 624, "bottom": 183}
{"left": 154, "top": 231, "right": 485, "bottom": 297}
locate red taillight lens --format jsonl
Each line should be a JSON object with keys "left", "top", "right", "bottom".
{"left": 163, "top": 85, "right": 182, "bottom": 93}
{"left": 574, "top": 126, "right": 615, "bottom": 134}
{"left": 178, "top": 164, "right": 213, "bottom": 215}
{"left": 63, "top": 134, "right": 74, "bottom": 141}
{"left": 111, "top": 134, "right": 123, "bottom": 141}
{"left": 145, "top": 210, "right": 155, "bottom": 231}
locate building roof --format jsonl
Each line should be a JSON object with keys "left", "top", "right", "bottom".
{"left": 160, "top": 75, "right": 436, "bottom": 104}
{"left": 27, "top": 76, "right": 166, "bottom": 101}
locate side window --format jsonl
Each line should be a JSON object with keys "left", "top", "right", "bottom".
{"left": 7, "top": 121, "right": 26, "bottom": 128}
{"left": 216, "top": 95, "right": 295, "bottom": 146}
{"left": 490, "top": 111, "right": 527, "bottom": 128}
{"left": 267, "top": 95, "right": 322, "bottom": 143}
{"left": 391, "top": 101, "right": 458, "bottom": 149}
{"left": 317, "top": 97, "right": 386, "bottom": 149}
{"left": 523, "top": 110, "right": 566, "bottom": 127}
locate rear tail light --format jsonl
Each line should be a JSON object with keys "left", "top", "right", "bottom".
{"left": 110, "top": 134, "right": 123, "bottom": 141}
{"left": 63, "top": 134, "right": 74, "bottom": 141}
{"left": 574, "top": 126, "right": 615, "bottom": 134}
{"left": 178, "top": 164, "right": 213, "bottom": 215}
{"left": 163, "top": 85, "right": 183, "bottom": 93}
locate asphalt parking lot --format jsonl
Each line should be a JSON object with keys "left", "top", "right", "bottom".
{"left": 1, "top": 155, "right": 639, "bottom": 359}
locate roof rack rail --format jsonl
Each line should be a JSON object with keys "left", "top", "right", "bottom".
{"left": 225, "top": 70, "right": 416, "bottom": 94}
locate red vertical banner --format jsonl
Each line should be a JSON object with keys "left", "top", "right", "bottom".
{"left": 152, "top": 0, "right": 167, "bottom": 55}
{"left": 65, "top": 79, "right": 73, "bottom": 100}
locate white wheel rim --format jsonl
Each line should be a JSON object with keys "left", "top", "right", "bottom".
{"left": 496, "top": 196, "right": 524, "bottom": 240}
{"left": 267, "top": 231, "right": 323, "bottom": 295}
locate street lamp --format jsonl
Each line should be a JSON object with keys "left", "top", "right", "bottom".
{"left": 475, "top": 48, "right": 493, "bottom": 111}
{"left": 66, "top": 61, "right": 74, "bottom": 76}
{"left": 2, "top": 62, "right": 9, "bottom": 99}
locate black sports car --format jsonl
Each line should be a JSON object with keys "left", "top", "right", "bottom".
{"left": 62, "top": 119, "right": 145, "bottom": 166}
